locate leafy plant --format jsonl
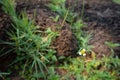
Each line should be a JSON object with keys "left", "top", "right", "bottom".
{"left": 59, "top": 56, "right": 120, "bottom": 80}
{"left": 112, "top": 0, "right": 120, "bottom": 4}
{"left": 47, "top": 67, "right": 60, "bottom": 80}
{"left": 50, "top": 15, "right": 60, "bottom": 22}
{"left": 0, "top": 72, "right": 10, "bottom": 80}
{"left": 48, "top": 0, "right": 77, "bottom": 23}
{"left": 0, "top": 0, "right": 58, "bottom": 79}
{"left": 105, "top": 41, "right": 120, "bottom": 54}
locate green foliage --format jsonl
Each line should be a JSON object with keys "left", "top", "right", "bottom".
{"left": 0, "top": 0, "right": 16, "bottom": 17}
{"left": 60, "top": 56, "right": 120, "bottom": 80}
{"left": 72, "top": 20, "right": 93, "bottom": 52}
{"left": 0, "top": 0, "right": 58, "bottom": 79}
{"left": 112, "top": 0, "right": 120, "bottom": 4}
{"left": 47, "top": 67, "right": 60, "bottom": 80}
{"left": 48, "top": 0, "right": 66, "bottom": 14}
{"left": 0, "top": 72, "right": 10, "bottom": 80}
{"left": 105, "top": 41, "right": 120, "bottom": 54}
{"left": 50, "top": 15, "right": 60, "bottom": 22}
{"left": 48, "top": 0, "right": 77, "bottom": 23}
{"left": 105, "top": 42, "right": 120, "bottom": 49}
{"left": 0, "top": 72, "right": 10, "bottom": 77}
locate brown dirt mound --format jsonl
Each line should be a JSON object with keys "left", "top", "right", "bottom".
{"left": 54, "top": 26, "right": 78, "bottom": 56}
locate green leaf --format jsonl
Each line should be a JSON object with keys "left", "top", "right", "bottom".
{"left": 112, "top": 0, "right": 120, "bottom": 4}
{"left": 33, "top": 72, "right": 44, "bottom": 78}
{"left": 52, "top": 55, "right": 57, "bottom": 62}
{"left": 105, "top": 42, "right": 120, "bottom": 49}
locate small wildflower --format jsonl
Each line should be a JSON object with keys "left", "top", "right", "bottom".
{"left": 83, "top": 53, "right": 86, "bottom": 56}
{"left": 78, "top": 49, "right": 86, "bottom": 56}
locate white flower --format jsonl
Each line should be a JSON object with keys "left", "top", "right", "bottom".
{"left": 79, "top": 52, "right": 82, "bottom": 55}
{"left": 83, "top": 53, "right": 86, "bottom": 56}
{"left": 78, "top": 49, "right": 86, "bottom": 56}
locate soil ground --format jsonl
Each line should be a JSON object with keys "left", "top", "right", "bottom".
{"left": 78, "top": 0, "right": 120, "bottom": 57}
{"left": 67, "top": 0, "right": 120, "bottom": 57}
{"left": 0, "top": 0, "right": 120, "bottom": 79}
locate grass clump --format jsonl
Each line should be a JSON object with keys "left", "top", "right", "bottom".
{"left": 0, "top": 0, "right": 58, "bottom": 79}
{"left": 58, "top": 56, "right": 120, "bottom": 80}
{"left": 48, "top": 0, "right": 77, "bottom": 24}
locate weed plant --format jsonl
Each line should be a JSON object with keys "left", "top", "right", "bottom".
{"left": 105, "top": 41, "right": 120, "bottom": 54}
{"left": 48, "top": 0, "right": 77, "bottom": 24}
{"left": 58, "top": 56, "right": 120, "bottom": 80}
{"left": 0, "top": 0, "right": 58, "bottom": 79}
